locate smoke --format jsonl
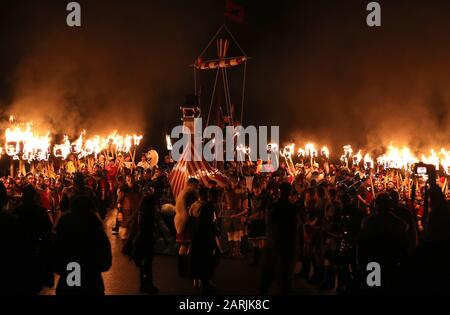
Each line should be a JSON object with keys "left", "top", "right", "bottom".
{"left": 248, "top": 0, "right": 450, "bottom": 152}
{"left": 3, "top": 0, "right": 220, "bottom": 146}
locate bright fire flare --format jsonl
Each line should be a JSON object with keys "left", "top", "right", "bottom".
{"left": 353, "top": 150, "right": 363, "bottom": 165}
{"left": 364, "top": 153, "right": 374, "bottom": 170}
{"left": 281, "top": 143, "right": 295, "bottom": 158}
{"left": 421, "top": 150, "right": 440, "bottom": 170}
{"left": 440, "top": 149, "right": 450, "bottom": 175}
{"left": 321, "top": 146, "right": 329, "bottom": 159}
{"left": 4, "top": 117, "right": 143, "bottom": 162}
{"left": 305, "top": 143, "right": 317, "bottom": 157}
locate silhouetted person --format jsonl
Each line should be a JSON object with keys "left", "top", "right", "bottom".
{"left": 401, "top": 186, "right": 450, "bottom": 295}
{"left": 357, "top": 193, "right": 408, "bottom": 294}
{"left": 60, "top": 172, "right": 95, "bottom": 214}
{"left": 190, "top": 188, "right": 221, "bottom": 295}
{"left": 336, "top": 193, "right": 363, "bottom": 293}
{"left": 0, "top": 183, "right": 21, "bottom": 295}
{"left": 54, "top": 196, "right": 112, "bottom": 295}
{"left": 261, "top": 183, "right": 298, "bottom": 294}
{"left": 123, "top": 193, "right": 159, "bottom": 294}
{"left": 14, "top": 184, "right": 54, "bottom": 295}
{"left": 389, "top": 190, "right": 418, "bottom": 256}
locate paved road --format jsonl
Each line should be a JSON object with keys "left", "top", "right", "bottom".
{"left": 42, "top": 210, "right": 329, "bottom": 295}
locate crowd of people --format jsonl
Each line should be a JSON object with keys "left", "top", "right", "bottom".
{"left": 0, "top": 151, "right": 449, "bottom": 295}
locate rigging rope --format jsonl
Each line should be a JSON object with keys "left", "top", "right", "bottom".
{"left": 240, "top": 60, "right": 247, "bottom": 124}
{"left": 206, "top": 69, "right": 220, "bottom": 127}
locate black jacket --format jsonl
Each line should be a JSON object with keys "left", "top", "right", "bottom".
{"left": 54, "top": 209, "right": 112, "bottom": 295}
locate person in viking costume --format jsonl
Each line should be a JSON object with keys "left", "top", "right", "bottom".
{"left": 174, "top": 177, "right": 199, "bottom": 277}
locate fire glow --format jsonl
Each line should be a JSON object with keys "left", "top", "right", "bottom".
{"left": 3, "top": 118, "right": 143, "bottom": 162}
{"left": 278, "top": 142, "right": 450, "bottom": 174}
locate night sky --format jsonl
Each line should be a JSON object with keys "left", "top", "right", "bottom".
{"left": 0, "top": 0, "right": 449, "bottom": 154}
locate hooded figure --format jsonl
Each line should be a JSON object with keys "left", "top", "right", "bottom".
{"left": 14, "top": 185, "right": 54, "bottom": 295}
{"left": 54, "top": 195, "right": 112, "bottom": 295}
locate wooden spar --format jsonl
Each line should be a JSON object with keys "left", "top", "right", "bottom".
{"left": 131, "top": 147, "right": 137, "bottom": 169}
{"left": 193, "top": 56, "right": 248, "bottom": 70}
{"left": 18, "top": 159, "right": 23, "bottom": 176}
{"left": 370, "top": 171, "right": 376, "bottom": 198}
{"left": 9, "top": 159, "right": 14, "bottom": 177}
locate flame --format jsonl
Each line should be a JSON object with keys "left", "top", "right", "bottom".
{"left": 343, "top": 145, "right": 353, "bottom": 157}
{"left": 321, "top": 146, "right": 329, "bottom": 159}
{"left": 440, "top": 148, "right": 450, "bottom": 175}
{"left": 4, "top": 117, "right": 143, "bottom": 161}
{"left": 22, "top": 132, "right": 51, "bottom": 162}
{"left": 5, "top": 122, "right": 50, "bottom": 162}
{"left": 53, "top": 136, "right": 71, "bottom": 160}
{"left": 421, "top": 149, "right": 440, "bottom": 170}
{"left": 297, "top": 148, "right": 305, "bottom": 158}
{"left": 364, "top": 153, "right": 374, "bottom": 170}
{"left": 281, "top": 143, "right": 295, "bottom": 158}
{"left": 340, "top": 145, "right": 353, "bottom": 164}
{"left": 305, "top": 143, "right": 317, "bottom": 157}
{"left": 376, "top": 145, "right": 418, "bottom": 170}
{"left": 353, "top": 150, "right": 363, "bottom": 165}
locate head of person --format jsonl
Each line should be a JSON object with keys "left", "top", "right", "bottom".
{"left": 144, "top": 169, "right": 152, "bottom": 180}
{"left": 37, "top": 176, "right": 44, "bottom": 187}
{"left": 198, "top": 187, "right": 209, "bottom": 202}
{"left": 22, "top": 184, "right": 37, "bottom": 206}
{"left": 387, "top": 181, "right": 395, "bottom": 191}
{"left": 374, "top": 192, "right": 391, "bottom": 213}
{"left": 95, "top": 164, "right": 102, "bottom": 174}
{"left": 207, "top": 180, "right": 217, "bottom": 189}
{"left": 126, "top": 174, "right": 135, "bottom": 187}
{"left": 73, "top": 172, "right": 85, "bottom": 188}
{"left": 208, "top": 187, "right": 221, "bottom": 204}
{"left": 70, "top": 195, "right": 97, "bottom": 215}
{"left": 186, "top": 177, "right": 200, "bottom": 190}
{"left": 279, "top": 182, "right": 292, "bottom": 200}
{"left": 426, "top": 186, "right": 450, "bottom": 241}
{"left": 289, "top": 190, "right": 299, "bottom": 203}
{"left": 55, "top": 179, "right": 62, "bottom": 190}
{"left": 16, "top": 177, "right": 23, "bottom": 186}
{"left": 26, "top": 174, "right": 35, "bottom": 186}
{"left": 140, "top": 193, "right": 157, "bottom": 216}
{"left": 388, "top": 190, "right": 400, "bottom": 207}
